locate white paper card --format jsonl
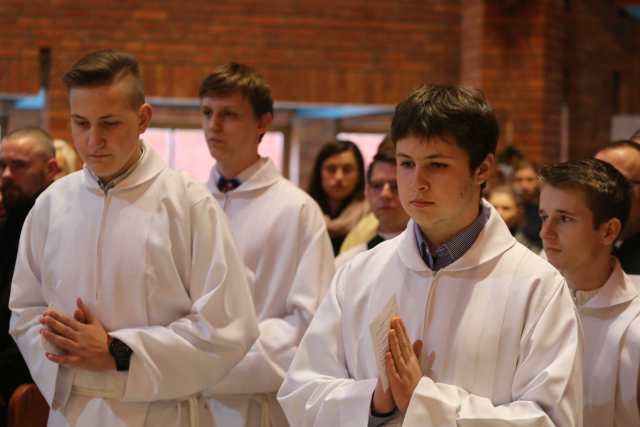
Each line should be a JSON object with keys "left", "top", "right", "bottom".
{"left": 369, "top": 294, "right": 399, "bottom": 391}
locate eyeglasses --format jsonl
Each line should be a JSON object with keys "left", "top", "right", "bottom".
{"left": 369, "top": 180, "right": 399, "bottom": 194}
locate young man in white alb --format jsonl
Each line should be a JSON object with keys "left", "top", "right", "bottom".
{"left": 540, "top": 158, "right": 640, "bottom": 426}
{"left": 278, "top": 85, "right": 582, "bottom": 426}
{"left": 199, "top": 62, "right": 335, "bottom": 427}
{"left": 9, "top": 50, "right": 258, "bottom": 427}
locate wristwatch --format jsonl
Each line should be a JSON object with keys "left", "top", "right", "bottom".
{"left": 108, "top": 337, "right": 133, "bottom": 371}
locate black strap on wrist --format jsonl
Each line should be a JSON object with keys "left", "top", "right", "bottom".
{"left": 108, "top": 337, "right": 133, "bottom": 371}
{"left": 370, "top": 394, "right": 397, "bottom": 418}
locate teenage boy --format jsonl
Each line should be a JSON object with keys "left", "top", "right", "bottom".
{"left": 10, "top": 50, "right": 258, "bottom": 427}
{"left": 539, "top": 158, "right": 640, "bottom": 427}
{"left": 199, "top": 62, "right": 334, "bottom": 427}
{"left": 278, "top": 85, "right": 582, "bottom": 426}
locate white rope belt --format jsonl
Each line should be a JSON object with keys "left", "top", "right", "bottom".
{"left": 72, "top": 386, "right": 200, "bottom": 427}
{"left": 208, "top": 393, "right": 270, "bottom": 427}
{"left": 253, "top": 394, "right": 270, "bottom": 427}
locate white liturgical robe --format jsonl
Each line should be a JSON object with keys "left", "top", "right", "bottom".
{"left": 278, "top": 202, "right": 583, "bottom": 427}
{"left": 9, "top": 144, "right": 259, "bottom": 427}
{"left": 579, "top": 258, "right": 640, "bottom": 427}
{"left": 206, "top": 158, "right": 335, "bottom": 427}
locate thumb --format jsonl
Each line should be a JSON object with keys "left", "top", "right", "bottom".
{"left": 77, "top": 298, "right": 96, "bottom": 324}
{"left": 74, "top": 308, "right": 87, "bottom": 323}
{"left": 413, "top": 339, "right": 423, "bottom": 358}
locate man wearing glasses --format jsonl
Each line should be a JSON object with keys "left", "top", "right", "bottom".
{"left": 336, "top": 137, "right": 409, "bottom": 267}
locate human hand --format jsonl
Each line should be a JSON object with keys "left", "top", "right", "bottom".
{"left": 74, "top": 303, "right": 87, "bottom": 323}
{"left": 40, "top": 298, "right": 115, "bottom": 371}
{"left": 372, "top": 377, "right": 396, "bottom": 415}
{"left": 385, "top": 317, "right": 424, "bottom": 414}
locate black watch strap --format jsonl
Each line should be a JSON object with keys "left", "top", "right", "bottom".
{"left": 370, "top": 394, "right": 397, "bottom": 418}
{"left": 108, "top": 337, "right": 133, "bottom": 371}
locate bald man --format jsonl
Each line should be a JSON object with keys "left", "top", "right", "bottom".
{"left": 595, "top": 140, "right": 640, "bottom": 274}
{"left": 0, "top": 127, "right": 58, "bottom": 425}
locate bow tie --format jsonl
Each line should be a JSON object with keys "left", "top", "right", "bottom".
{"left": 217, "top": 176, "right": 241, "bottom": 193}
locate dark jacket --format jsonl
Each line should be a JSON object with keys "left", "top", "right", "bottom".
{"left": 0, "top": 203, "right": 34, "bottom": 418}
{"left": 615, "top": 233, "right": 640, "bottom": 275}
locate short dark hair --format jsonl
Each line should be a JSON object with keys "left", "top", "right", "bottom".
{"left": 390, "top": 85, "right": 499, "bottom": 172}
{"left": 307, "top": 140, "right": 365, "bottom": 216}
{"left": 540, "top": 159, "right": 631, "bottom": 231}
{"left": 62, "top": 49, "right": 145, "bottom": 109}
{"left": 367, "top": 135, "right": 396, "bottom": 183}
{"left": 4, "top": 126, "right": 55, "bottom": 159}
{"left": 497, "top": 145, "right": 524, "bottom": 166}
{"left": 199, "top": 62, "right": 273, "bottom": 118}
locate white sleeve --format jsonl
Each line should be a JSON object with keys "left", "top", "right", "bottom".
{"left": 403, "top": 283, "right": 583, "bottom": 427}
{"left": 616, "top": 312, "right": 640, "bottom": 425}
{"left": 211, "top": 201, "right": 335, "bottom": 394}
{"left": 277, "top": 269, "right": 376, "bottom": 427}
{"left": 9, "top": 208, "right": 73, "bottom": 409}
{"left": 109, "top": 197, "right": 259, "bottom": 402}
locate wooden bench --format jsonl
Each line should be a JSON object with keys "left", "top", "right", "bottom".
{"left": 8, "top": 384, "right": 48, "bottom": 427}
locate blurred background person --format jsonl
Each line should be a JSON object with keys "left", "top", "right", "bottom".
{"left": 53, "top": 138, "right": 81, "bottom": 179}
{"left": 0, "top": 127, "right": 58, "bottom": 426}
{"left": 595, "top": 140, "right": 640, "bottom": 274}
{"left": 512, "top": 160, "right": 542, "bottom": 250}
{"left": 483, "top": 166, "right": 507, "bottom": 194}
{"left": 307, "top": 139, "right": 368, "bottom": 254}
{"left": 487, "top": 185, "right": 541, "bottom": 252}
{"left": 336, "top": 136, "right": 409, "bottom": 266}
{"left": 495, "top": 144, "right": 525, "bottom": 182}
{"left": 0, "top": 191, "right": 5, "bottom": 227}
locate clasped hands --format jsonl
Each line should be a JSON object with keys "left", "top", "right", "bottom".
{"left": 39, "top": 297, "right": 115, "bottom": 371}
{"left": 373, "top": 317, "right": 435, "bottom": 415}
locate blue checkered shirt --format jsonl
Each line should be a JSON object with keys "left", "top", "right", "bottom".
{"left": 414, "top": 204, "right": 490, "bottom": 271}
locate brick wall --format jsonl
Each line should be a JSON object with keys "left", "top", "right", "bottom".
{"left": 461, "top": 0, "right": 567, "bottom": 164}
{"left": 0, "top": 0, "right": 461, "bottom": 140}
{"left": 1, "top": 0, "right": 639, "bottom": 166}
{"left": 566, "top": 0, "right": 640, "bottom": 158}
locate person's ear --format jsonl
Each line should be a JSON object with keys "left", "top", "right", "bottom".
{"left": 46, "top": 157, "right": 60, "bottom": 181}
{"left": 257, "top": 112, "right": 273, "bottom": 136}
{"left": 600, "top": 217, "right": 622, "bottom": 246}
{"left": 138, "top": 104, "right": 153, "bottom": 133}
{"left": 475, "top": 154, "right": 495, "bottom": 186}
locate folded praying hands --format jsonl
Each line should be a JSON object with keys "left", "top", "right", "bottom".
{"left": 373, "top": 316, "right": 436, "bottom": 415}
{"left": 39, "top": 297, "right": 116, "bottom": 371}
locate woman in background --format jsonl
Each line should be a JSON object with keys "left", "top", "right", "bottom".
{"left": 308, "top": 140, "right": 368, "bottom": 255}
{"left": 487, "top": 185, "right": 542, "bottom": 253}
{"left": 53, "top": 139, "right": 81, "bottom": 179}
